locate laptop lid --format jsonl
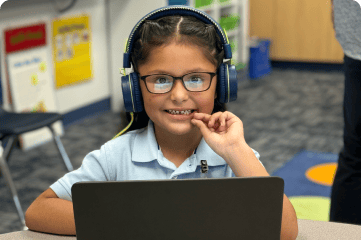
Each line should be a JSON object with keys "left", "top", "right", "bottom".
{"left": 72, "top": 176, "right": 284, "bottom": 240}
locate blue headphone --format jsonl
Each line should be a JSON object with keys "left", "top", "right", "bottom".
{"left": 121, "top": 5, "right": 238, "bottom": 113}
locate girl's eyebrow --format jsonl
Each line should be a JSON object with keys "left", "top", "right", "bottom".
{"left": 147, "top": 68, "right": 210, "bottom": 75}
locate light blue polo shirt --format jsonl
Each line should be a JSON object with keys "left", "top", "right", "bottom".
{"left": 50, "top": 119, "right": 262, "bottom": 201}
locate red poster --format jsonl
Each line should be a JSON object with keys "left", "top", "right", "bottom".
{"left": 4, "top": 23, "right": 46, "bottom": 53}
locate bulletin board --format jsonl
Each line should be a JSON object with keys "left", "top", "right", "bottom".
{"left": 52, "top": 15, "right": 93, "bottom": 88}
{"left": 0, "top": 66, "right": 2, "bottom": 106}
{"left": 4, "top": 23, "right": 63, "bottom": 151}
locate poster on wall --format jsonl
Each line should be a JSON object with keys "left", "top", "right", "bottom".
{"left": 52, "top": 15, "right": 93, "bottom": 88}
{"left": 0, "top": 56, "right": 2, "bottom": 106}
{"left": 4, "top": 23, "right": 63, "bottom": 151}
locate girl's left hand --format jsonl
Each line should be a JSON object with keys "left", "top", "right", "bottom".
{"left": 191, "top": 111, "right": 247, "bottom": 159}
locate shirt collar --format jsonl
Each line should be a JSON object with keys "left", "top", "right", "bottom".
{"left": 132, "top": 119, "right": 227, "bottom": 166}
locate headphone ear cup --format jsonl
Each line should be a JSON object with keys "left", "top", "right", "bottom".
{"left": 121, "top": 75, "right": 134, "bottom": 112}
{"left": 216, "top": 63, "right": 238, "bottom": 103}
{"left": 217, "top": 63, "right": 228, "bottom": 103}
{"left": 130, "top": 72, "right": 144, "bottom": 112}
{"left": 227, "top": 64, "right": 238, "bottom": 102}
{"left": 121, "top": 72, "right": 144, "bottom": 112}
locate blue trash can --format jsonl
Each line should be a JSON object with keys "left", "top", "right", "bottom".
{"left": 249, "top": 39, "right": 272, "bottom": 79}
{"left": 168, "top": 0, "right": 189, "bottom": 5}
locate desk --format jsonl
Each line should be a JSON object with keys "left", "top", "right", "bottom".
{"left": 0, "top": 219, "right": 361, "bottom": 239}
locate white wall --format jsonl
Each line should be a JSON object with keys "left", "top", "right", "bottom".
{"left": 0, "top": 0, "right": 169, "bottom": 114}
{"left": 108, "top": 0, "right": 167, "bottom": 112}
{"left": 0, "top": 0, "right": 110, "bottom": 113}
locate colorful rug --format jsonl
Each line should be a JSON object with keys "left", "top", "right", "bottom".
{"left": 271, "top": 150, "right": 338, "bottom": 221}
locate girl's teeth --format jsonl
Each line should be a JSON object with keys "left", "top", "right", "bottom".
{"left": 167, "top": 110, "right": 192, "bottom": 115}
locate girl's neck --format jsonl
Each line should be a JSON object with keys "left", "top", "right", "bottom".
{"left": 154, "top": 125, "right": 202, "bottom": 167}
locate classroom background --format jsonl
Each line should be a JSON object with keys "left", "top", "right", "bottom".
{"left": 0, "top": 0, "right": 344, "bottom": 234}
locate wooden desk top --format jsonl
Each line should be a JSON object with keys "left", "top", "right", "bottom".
{"left": 1, "top": 219, "right": 361, "bottom": 239}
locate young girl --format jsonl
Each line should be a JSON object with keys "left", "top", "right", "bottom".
{"left": 25, "top": 6, "right": 298, "bottom": 239}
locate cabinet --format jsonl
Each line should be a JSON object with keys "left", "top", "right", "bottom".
{"left": 249, "top": 0, "right": 343, "bottom": 63}
{"left": 190, "top": 0, "right": 249, "bottom": 70}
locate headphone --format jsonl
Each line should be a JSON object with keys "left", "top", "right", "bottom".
{"left": 114, "top": 5, "right": 238, "bottom": 139}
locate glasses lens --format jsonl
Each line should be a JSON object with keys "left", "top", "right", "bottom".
{"left": 184, "top": 73, "right": 211, "bottom": 91}
{"left": 146, "top": 75, "right": 173, "bottom": 93}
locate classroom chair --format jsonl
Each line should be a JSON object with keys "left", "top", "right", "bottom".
{"left": 0, "top": 107, "right": 73, "bottom": 228}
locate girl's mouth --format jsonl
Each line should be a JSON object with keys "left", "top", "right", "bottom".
{"left": 164, "top": 109, "right": 196, "bottom": 115}
{"left": 164, "top": 109, "right": 197, "bottom": 119}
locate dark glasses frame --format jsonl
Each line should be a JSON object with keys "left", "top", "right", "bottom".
{"left": 139, "top": 72, "right": 217, "bottom": 94}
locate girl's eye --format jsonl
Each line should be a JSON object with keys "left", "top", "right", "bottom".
{"left": 188, "top": 76, "right": 205, "bottom": 84}
{"left": 190, "top": 77, "right": 203, "bottom": 82}
{"left": 156, "top": 77, "right": 170, "bottom": 84}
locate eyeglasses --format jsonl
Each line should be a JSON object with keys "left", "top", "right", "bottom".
{"left": 140, "top": 72, "right": 217, "bottom": 94}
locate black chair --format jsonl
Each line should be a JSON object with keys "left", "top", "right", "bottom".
{"left": 0, "top": 107, "right": 73, "bottom": 228}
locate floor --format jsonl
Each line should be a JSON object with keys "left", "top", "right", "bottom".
{"left": 0, "top": 67, "right": 345, "bottom": 234}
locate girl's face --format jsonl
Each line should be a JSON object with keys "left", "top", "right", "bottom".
{"left": 137, "top": 42, "right": 218, "bottom": 136}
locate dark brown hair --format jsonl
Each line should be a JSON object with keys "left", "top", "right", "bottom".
{"left": 122, "top": 15, "right": 227, "bottom": 133}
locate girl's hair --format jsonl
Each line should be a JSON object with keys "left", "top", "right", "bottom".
{"left": 122, "top": 15, "right": 228, "bottom": 133}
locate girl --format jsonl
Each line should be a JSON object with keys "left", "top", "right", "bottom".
{"left": 25, "top": 6, "right": 298, "bottom": 239}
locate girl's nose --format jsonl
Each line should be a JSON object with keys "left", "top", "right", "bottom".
{"left": 170, "top": 79, "right": 189, "bottom": 102}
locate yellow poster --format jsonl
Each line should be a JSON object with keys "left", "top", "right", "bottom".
{"left": 52, "top": 15, "right": 92, "bottom": 88}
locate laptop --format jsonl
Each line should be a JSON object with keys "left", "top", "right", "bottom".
{"left": 71, "top": 177, "right": 284, "bottom": 240}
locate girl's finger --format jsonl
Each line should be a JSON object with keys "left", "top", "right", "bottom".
{"left": 212, "top": 112, "right": 228, "bottom": 129}
{"left": 212, "top": 121, "right": 220, "bottom": 130}
{"left": 193, "top": 112, "right": 211, "bottom": 122}
{"left": 218, "top": 112, "right": 229, "bottom": 131}
{"left": 208, "top": 112, "right": 223, "bottom": 127}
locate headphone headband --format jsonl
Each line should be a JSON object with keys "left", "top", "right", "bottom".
{"left": 121, "top": 5, "right": 238, "bottom": 114}
{"left": 123, "top": 5, "right": 232, "bottom": 68}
